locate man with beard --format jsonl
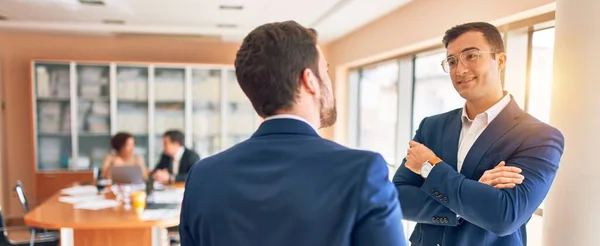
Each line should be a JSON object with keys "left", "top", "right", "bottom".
{"left": 180, "top": 20, "right": 406, "bottom": 246}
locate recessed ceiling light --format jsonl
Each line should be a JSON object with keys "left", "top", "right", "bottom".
{"left": 217, "top": 23, "right": 237, "bottom": 28}
{"left": 79, "top": 0, "right": 105, "bottom": 5}
{"left": 103, "top": 19, "right": 125, "bottom": 25}
{"left": 219, "top": 5, "right": 243, "bottom": 10}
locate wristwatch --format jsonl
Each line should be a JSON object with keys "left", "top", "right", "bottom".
{"left": 421, "top": 157, "right": 442, "bottom": 178}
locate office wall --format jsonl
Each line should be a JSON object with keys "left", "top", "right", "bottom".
{"left": 325, "top": 0, "right": 555, "bottom": 145}
{"left": 0, "top": 31, "right": 241, "bottom": 217}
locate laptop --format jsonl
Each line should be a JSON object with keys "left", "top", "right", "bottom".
{"left": 110, "top": 165, "right": 145, "bottom": 184}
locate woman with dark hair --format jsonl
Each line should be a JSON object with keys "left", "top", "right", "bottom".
{"left": 101, "top": 132, "right": 148, "bottom": 180}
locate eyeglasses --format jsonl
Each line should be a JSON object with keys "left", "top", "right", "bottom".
{"left": 441, "top": 49, "right": 496, "bottom": 73}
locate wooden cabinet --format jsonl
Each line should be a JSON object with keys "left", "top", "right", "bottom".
{"left": 35, "top": 171, "right": 94, "bottom": 204}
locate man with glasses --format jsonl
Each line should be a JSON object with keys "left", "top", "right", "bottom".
{"left": 393, "top": 22, "right": 564, "bottom": 245}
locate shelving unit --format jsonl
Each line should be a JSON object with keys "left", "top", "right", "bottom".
{"left": 32, "top": 60, "right": 258, "bottom": 173}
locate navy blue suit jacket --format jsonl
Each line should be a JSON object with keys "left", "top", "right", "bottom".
{"left": 180, "top": 118, "right": 407, "bottom": 246}
{"left": 393, "top": 99, "right": 564, "bottom": 246}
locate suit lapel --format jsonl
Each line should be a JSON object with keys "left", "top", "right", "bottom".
{"left": 460, "top": 99, "right": 522, "bottom": 178}
{"left": 441, "top": 110, "right": 462, "bottom": 170}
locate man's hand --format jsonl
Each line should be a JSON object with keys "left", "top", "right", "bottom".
{"left": 153, "top": 169, "right": 171, "bottom": 184}
{"left": 405, "top": 141, "right": 437, "bottom": 175}
{"left": 479, "top": 161, "right": 524, "bottom": 189}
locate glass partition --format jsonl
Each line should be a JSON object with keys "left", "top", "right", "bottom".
{"left": 224, "top": 69, "right": 256, "bottom": 150}
{"left": 34, "top": 62, "right": 73, "bottom": 170}
{"left": 115, "top": 65, "right": 149, "bottom": 164}
{"left": 191, "top": 68, "right": 222, "bottom": 157}
{"left": 153, "top": 67, "right": 186, "bottom": 161}
{"left": 76, "top": 64, "right": 111, "bottom": 169}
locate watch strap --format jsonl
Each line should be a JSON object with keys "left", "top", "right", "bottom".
{"left": 429, "top": 157, "right": 442, "bottom": 165}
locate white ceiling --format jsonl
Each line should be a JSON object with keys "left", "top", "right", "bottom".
{"left": 0, "top": 0, "right": 411, "bottom": 43}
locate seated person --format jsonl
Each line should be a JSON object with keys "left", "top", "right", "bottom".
{"left": 152, "top": 130, "right": 200, "bottom": 184}
{"left": 101, "top": 132, "right": 148, "bottom": 180}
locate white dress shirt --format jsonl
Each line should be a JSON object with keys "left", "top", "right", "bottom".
{"left": 172, "top": 146, "right": 185, "bottom": 175}
{"left": 264, "top": 114, "right": 319, "bottom": 133}
{"left": 457, "top": 93, "right": 511, "bottom": 172}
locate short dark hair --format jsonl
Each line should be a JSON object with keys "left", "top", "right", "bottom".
{"left": 164, "top": 130, "right": 184, "bottom": 146}
{"left": 111, "top": 132, "right": 133, "bottom": 152}
{"left": 234, "top": 20, "right": 320, "bottom": 118}
{"left": 442, "top": 22, "right": 505, "bottom": 53}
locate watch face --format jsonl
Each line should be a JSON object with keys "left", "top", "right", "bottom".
{"left": 421, "top": 162, "right": 432, "bottom": 176}
{"left": 423, "top": 165, "right": 431, "bottom": 173}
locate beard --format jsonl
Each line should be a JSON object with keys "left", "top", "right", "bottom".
{"left": 318, "top": 83, "right": 337, "bottom": 128}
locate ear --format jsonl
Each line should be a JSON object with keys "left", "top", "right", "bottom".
{"left": 301, "top": 68, "right": 318, "bottom": 95}
{"left": 497, "top": 52, "right": 507, "bottom": 71}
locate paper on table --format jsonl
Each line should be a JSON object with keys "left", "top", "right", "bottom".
{"left": 73, "top": 199, "right": 119, "bottom": 210}
{"left": 59, "top": 195, "right": 105, "bottom": 204}
{"left": 140, "top": 209, "right": 180, "bottom": 221}
{"left": 150, "top": 189, "right": 185, "bottom": 204}
{"left": 61, "top": 185, "right": 98, "bottom": 196}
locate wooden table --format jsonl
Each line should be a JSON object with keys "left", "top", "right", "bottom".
{"left": 24, "top": 183, "right": 184, "bottom": 246}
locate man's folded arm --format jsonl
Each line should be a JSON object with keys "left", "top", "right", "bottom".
{"left": 393, "top": 162, "right": 460, "bottom": 226}
{"left": 392, "top": 116, "right": 459, "bottom": 226}
{"left": 352, "top": 154, "right": 407, "bottom": 246}
{"left": 421, "top": 127, "right": 564, "bottom": 236}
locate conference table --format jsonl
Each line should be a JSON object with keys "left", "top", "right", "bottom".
{"left": 24, "top": 182, "right": 184, "bottom": 246}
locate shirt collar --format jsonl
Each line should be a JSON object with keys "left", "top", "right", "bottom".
{"left": 174, "top": 146, "right": 185, "bottom": 162}
{"left": 263, "top": 114, "right": 319, "bottom": 133}
{"left": 461, "top": 91, "right": 511, "bottom": 124}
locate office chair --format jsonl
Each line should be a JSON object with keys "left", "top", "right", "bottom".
{"left": 0, "top": 205, "right": 58, "bottom": 246}
{"left": 13, "top": 181, "right": 29, "bottom": 213}
{"left": 13, "top": 181, "right": 59, "bottom": 237}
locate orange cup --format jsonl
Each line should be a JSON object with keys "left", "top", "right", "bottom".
{"left": 131, "top": 191, "right": 147, "bottom": 212}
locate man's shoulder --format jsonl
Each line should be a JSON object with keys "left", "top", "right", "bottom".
{"left": 515, "top": 113, "right": 564, "bottom": 143}
{"left": 184, "top": 147, "right": 201, "bottom": 159}
{"left": 417, "top": 108, "right": 462, "bottom": 129}
{"left": 191, "top": 138, "right": 386, "bottom": 171}
{"left": 429, "top": 108, "right": 462, "bottom": 121}
{"left": 318, "top": 138, "right": 387, "bottom": 159}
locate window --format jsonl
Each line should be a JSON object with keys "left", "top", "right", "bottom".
{"left": 524, "top": 26, "right": 556, "bottom": 246}
{"left": 356, "top": 60, "right": 400, "bottom": 164}
{"left": 527, "top": 27, "right": 556, "bottom": 124}
{"left": 412, "top": 50, "right": 464, "bottom": 134}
